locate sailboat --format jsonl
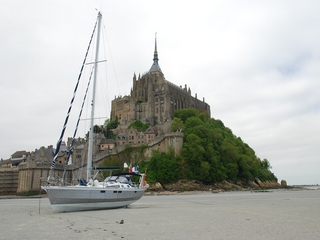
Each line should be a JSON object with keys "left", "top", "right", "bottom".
{"left": 42, "top": 12, "right": 148, "bottom": 212}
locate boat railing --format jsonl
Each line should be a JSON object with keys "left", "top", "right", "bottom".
{"left": 41, "top": 176, "right": 79, "bottom": 187}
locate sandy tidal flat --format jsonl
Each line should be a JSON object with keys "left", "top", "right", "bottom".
{"left": 0, "top": 189, "right": 319, "bottom": 240}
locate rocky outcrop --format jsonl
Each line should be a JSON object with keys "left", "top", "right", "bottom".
{"left": 149, "top": 180, "right": 209, "bottom": 192}
{"left": 147, "top": 179, "right": 284, "bottom": 193}
{"left": 281, "top": 180, "right": 287, "bottom": 187}
{"left": 254, "top": 178, "right": 281, "bottom": 188}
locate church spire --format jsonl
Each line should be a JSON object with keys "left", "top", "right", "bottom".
{"left": 153, "top": 33, "right": 159, "bottom": 63}
{"left": 149, "top": 33, "right": 162, "bottom": 73}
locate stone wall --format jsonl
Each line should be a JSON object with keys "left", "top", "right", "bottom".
{"left": 0, "top": 168, "right": 19, "bottom": 195}
{"left": 90, "top": 132, "right": 184, "bottom": 166}
{"left": 145, "top": 132, "right": 183, "bottom": 157}
{"left": 17, "top": 160, "right": 72, "bottom": 195}
{"left": 1, "top": 132, "right": 183, "bottom": 195}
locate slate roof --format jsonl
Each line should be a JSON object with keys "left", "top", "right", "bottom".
{"left": 11, "top": 150, "right": 29, "bottom": 159}
{"left": 100, "top": 138, "right": 116, "bottom": 144}
{"left": 149, "top": 35, "right": 162, "bottom": 73}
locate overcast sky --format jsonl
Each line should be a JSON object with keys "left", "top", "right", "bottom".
{"left": 1, "top": 1, "right": 320, "bottom": 185}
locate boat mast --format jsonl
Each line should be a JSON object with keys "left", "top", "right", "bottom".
{"left": 87, "top": 12, "right": 102, "bottom": 181}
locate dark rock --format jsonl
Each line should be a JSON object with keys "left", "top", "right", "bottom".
{"left": 281, "top": 180, "right": 287, "bottom": 187}
{"left": 148, "top": 182, "right": 163, "bottom": 191}
{"left": 146, "top": 179, "right": 282, "bottom": 193}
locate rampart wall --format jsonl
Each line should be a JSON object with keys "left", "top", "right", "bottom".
{"left": 0, "top": 168, "right": 18, "bottom": 195}
{"left": 1, "top": 133, "right": 183, "bottom": 195}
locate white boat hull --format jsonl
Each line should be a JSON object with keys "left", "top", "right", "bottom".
{"left": 42, "top": 185, "right": 145, "bottom": 212}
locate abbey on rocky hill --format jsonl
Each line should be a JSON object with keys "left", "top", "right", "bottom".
{"left": 111, "top": 36, "right": 211, "bottom": 131}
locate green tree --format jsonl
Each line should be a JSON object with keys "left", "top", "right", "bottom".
{"left": 148, "top": 149, "right": 182, "bottom": 184}
{"left": 128, "top": 120, "right": 149, "bottom": 132}
{"left": 174, "top": 108, "right": 277, "bottom": 183}
{"left": 173, "top": 108, "right": 198, "bottom": 123}
{"left": 105, "top": 116, "right": 119, "bottom": 129}
{"left": 171, "top": 117, "right": 184, "bottom": 132}
{"left": 182, "top": 133, "right": 206, "bottom": 179}
{"left": 261, "top": 159, "right": 271, "bottom": 169}
{"left": 104, "top": 117, "right": 119, "bottom": 139}
{"left": 93, "top": 125, "right": 103, "bottom": 133}
{"left": 198, "top": 161, "right": 211, "bottom": 181}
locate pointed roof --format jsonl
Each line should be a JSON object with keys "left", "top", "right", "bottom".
{"left": 149, "top": 33, "right": 162, "bottom": 73}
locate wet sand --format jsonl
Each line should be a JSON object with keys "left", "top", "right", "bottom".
{"left": 0, "top": 189, "right": 319, "bottom": 240}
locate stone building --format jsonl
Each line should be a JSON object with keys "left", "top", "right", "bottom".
{"left": 115, "top": 126, "right": 157, "bottom": 146}
{"left": 110, "top": 37, "right": 211, "bottom": 130}
{"left": 67, "top": 137, "right": 86, "bottom": 167}
{"left": 1, "top": 150, "right": 30, "bottom": 167}
{"left": 99, "top": 138, "right": 116, "bottom": 151}
{"left": 67, "top": 134, "right": 116, "bottom": 167}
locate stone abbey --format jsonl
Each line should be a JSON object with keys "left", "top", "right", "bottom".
{"left": 111, "top": 37, "right": 211, "bottom": 133}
